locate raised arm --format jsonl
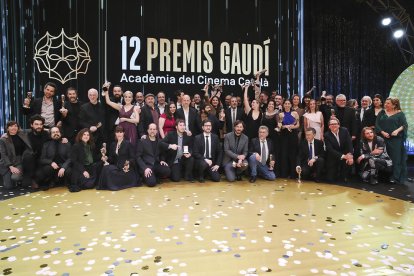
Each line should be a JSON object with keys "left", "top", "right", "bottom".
{"left": 104, "top": 90, "right": 121, "bottom": 111}
{"left": 243, "top": 85, "right": 251, "bottom": 114}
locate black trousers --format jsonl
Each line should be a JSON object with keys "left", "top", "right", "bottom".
{"left": 300, "top": 158, "right": 325, "bottom": 180}
{"left": 142, "top": 163, "right": 171, "bottom": 187}
{"left": 170, "top": 156, "right": 194, "bottom": 181}
{"left": 326, "top": 157, "right": 352, "bottom": 182}
{"left": 196, "top": 159, "right": 221, "bottom": 182}
{"left": 36, "top": 165, "right": 72, "bottom": 187}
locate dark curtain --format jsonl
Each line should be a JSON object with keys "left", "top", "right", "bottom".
{"left": 304, "top": 0, "right": 408, "bottom": 100}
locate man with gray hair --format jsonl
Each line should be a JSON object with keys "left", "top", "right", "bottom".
{"left": 358, "top": 95, "right": 372, "bottom": 126}
{"left": 247, "top": 125, "right": 276, "bottom": 183}
{"left": 333, "top": 94, "right": 357, "bottom": 140}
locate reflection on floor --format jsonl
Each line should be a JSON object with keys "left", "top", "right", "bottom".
{"left": 1, "top": 179, "right": 414, "bottom": 275}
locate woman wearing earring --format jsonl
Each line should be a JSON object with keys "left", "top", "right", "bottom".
{"left": 97, "top": 126, "right": 139, "bottom": 190}
{"left": 303, "top": 99, "right": 324, "bottom": 141}
{"left": 376, "top": 97, "right": 408, "bottom": 184}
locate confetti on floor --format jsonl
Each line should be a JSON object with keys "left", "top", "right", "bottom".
{"left": 1, "top": 180, "right": 414, "bottom": 275}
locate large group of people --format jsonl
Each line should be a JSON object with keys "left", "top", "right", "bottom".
{"left": 0, "top": 75, "right": 410, "bottom": 192}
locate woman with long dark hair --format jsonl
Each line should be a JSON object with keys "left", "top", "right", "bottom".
{"left": 97, "top": 126, "right": 139, "bottom": 190}
{"left": 159, "top": 101, "right": 177, "bottom": 138}
{"left": 243, "top": 85, "right": 262, "bottom": 139}
{"left": 363, "top": 94, "right": 383, "bottom": 128}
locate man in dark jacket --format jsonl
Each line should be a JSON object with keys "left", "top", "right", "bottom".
{"left": 60, "top": 87, "right": 82, "bottom": 144}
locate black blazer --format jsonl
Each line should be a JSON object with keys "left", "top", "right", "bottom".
{"left": 159, "top": 131, "right": 193, "bottom": 166}
{"left": 22, "top": 97, "right": 62, "bottom": 125}
{"left": 79, "top": 102, "right": 106, "bottom": 130}
{"left": 296, "top": 138, "right": 325, "bottom": 166}
{"left": 138, "top": 104, "right": 160, "bottom": 137}
{"left": 135, "top": 138, "right": 161, "bottom": 172}
{"left": 193, "top": 133, "right": 222, "bottom": 166}
{"left": 333, "top": 106, "right": 358, "bottom": 137}
{"left": 61, "top": 101, "right": 83, "bottom": 140}
{"left": 225, "top": 107, "right": 244, "bottom": 133}
{"left": 361, "top": 108, "right": 376, "bottom": 128}
{"left": 107, "top": 140, "right": 136, "bottom": 169}
{"left": 324, "top": 127, "right": 353, "bottom": 160}
{"left": 70, "top": 143, "right": 100, "bottom": 173}
{"left": 39, "top": 140, "right": 72, "bottom": 169}
{"left": 248, "top": 138, "right": 275, "bottom": 165}
{"left": 175, "top": 107, "right": 200, "bottom": 135}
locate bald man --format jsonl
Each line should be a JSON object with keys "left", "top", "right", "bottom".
{"left": 175, "top": 94, "right": 200, "bottom": 136}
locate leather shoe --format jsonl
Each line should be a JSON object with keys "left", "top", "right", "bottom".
{"left": 236, "top": 175, "right": 242, "bottom": 181}
{"left": 249, "top": 176, "right": 256, "bottom": 183}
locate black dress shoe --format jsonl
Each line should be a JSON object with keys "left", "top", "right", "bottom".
{"left": 389, "top": 179, "right": 397, "bottom": 185}
{"left": 236, "top": 175, "right": 242, "bottom": 181}
{"left": 369, "top": 177, "right": 379, "bottom": 185}
{"left": 249, "top": 176, "right": 256, "bottom": 183}
{"left": 199, "top": 178, "right": 205, "bottom": 183}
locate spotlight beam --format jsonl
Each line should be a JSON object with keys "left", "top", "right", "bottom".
{"left": 365, "top": 0, "right": 414, "bottom": 64}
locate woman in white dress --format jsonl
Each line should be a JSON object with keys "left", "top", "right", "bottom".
{"left": 303, "top": 99, "right": 324, "bottom": 140}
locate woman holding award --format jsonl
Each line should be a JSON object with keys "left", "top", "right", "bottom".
{"left": 97, "top": 126, "right": 139, "bottom": 190}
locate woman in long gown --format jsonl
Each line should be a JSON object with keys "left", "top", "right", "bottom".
{"left": 104, "top": 88, "right": 140, "bottom": 145}
{"left": 291, "top": 94, "right": 305, "bottom": 140}
{"left": 376, "top": 97, "right": 408, "bottom": 184}
{"left": 278, "top": 99, "right": 300, "bottom": 178}
{"left": 159, "top": 102, "right": 177, "bottom": 138}
{"left": 243, "top": 85, "right": 262, "bottom": 139}
{"left": 97, "top": 126, "right": 139, "bottom": 190}
{"left": 303, "top": 99, "right": 324, "bottom": 140}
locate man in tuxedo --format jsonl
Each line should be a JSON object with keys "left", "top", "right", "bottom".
{"left": 225, "top": 97, "right": 244, "bottom": 133}
{"left": 324, "top": 118, "right": 354, "bottom": 183}
{"left": 248, "top": 126, "right": 275, "bottom": 183}
{"left": 296, "top": 127, "right": 325, "bottom": 182}
{"left": 138, "top": 93, "right": 160, "bottom": 138}
{"left": 60, "top": 87, "right": 82, "bottom": 143}
{"left": 159, "top": 119, "right": 194, "bottom": 182}
{"left": 78, "top": 88, "right": 106, "bottom": 149}
{"left": 193, "top": 119, "right": 222, "bottom": 183}
{"left": 22, "top": 82, "right": 61, "bottom": 129}
{"left": 136, "top": 123, "right": 171, "bottom": 187}
{"left": 223, "top": 120, "right": 249, "bottom": 182}
{"left": 175, "top": 94, "right": 200, "bottom": 136}
{"left": 36, "top": 127, "right": 72, "bottom": 190}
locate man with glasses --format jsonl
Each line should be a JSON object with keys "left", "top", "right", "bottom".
{"left": 333, "top": 94, "right": 357, "bottom": 140}
{"left": 193, "top": 119, "right": 222, "bottom": 182}
{"left": 324, "top": 118, "right": 354, "bottom": 183}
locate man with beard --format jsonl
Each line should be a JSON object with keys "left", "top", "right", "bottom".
{"left": 105, "top": 85, "right": 123, "bottom": 143}
{"left": 157, "top": 91, "right": 167, "bottom": 114}
{"left": 259, "top": 91, "right": 269, "bottom": 112}
{"left": 23, "top": 82, "right": 61, "bottom": 129}
{"left": 0, "top": 121, "right": 33, "bottom": 189}
{"left": 159, "top": 119, "right": 194, "bottom": 182}
{"left": 138, "top": 93, "right": 160, "bottom": 138}
{"left": 224, "top": 95, "right": 232, "bottom": 109}
{"left": 274, "top": 94, "right": 283, "bottom": 112}
{"left": 223, "top": 120, "right": 249, "bottom": 182}
{"left": 36, "top": 127, "right": 72, "bottom": 190}
{"left": 193, "top": 93, "right": 203, "bottom": 111}
{"left": 135, "top": 91, "right": 145, "bottom": 108}
{"left": 225, "top": 96, "right": 244, "bottom": 133}
{"left": 136, "top": 123, "right": 171, "bottom": 186}
{"left": 60, "top": 87, "right": 82, "bottom": 143}
{"left": 319, "top": 92, "right": 334, "bottom": 132}
{"left": 79, "top": 88, "right": 106, "bottom": 149}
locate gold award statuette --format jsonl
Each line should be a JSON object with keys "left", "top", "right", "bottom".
{"left": 101, "top": 143, "right": 109, "bottom": 166}
{"left": 24, "top": 91, "right": 33, "bottom": 108}
{"left": 123, "top": 160, "right": 130, "bottom": 173}
{"left": 60, "top": 95, "right": 66, "bottom": 111}
{"left": 101, "top": 81, "right": 111, "bottom": 96}
{"left": 296, "top": 166, "right": 302, "bottom": 183}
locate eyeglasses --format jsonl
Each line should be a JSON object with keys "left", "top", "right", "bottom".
{"left": 329, "top": 123, "right": 339, "bottom": 125}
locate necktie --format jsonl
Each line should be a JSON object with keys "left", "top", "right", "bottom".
{"left": 261, "top": 141, "right": 267, "bottom": 165}
{"left": 309, "top": 142, "right": 313, "bottom": 160}
{"left": 232, "top": 108, "right": 236, "bottom": 124}
{"left": 205, "top": 136, "right": 210, "bottom": 158}
{"left": 360, "top": 108, "right": 365, "bottom": 121}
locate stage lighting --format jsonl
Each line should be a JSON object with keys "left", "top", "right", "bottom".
{"left": 381, "top": 17, "right": 392, "bottom": 26}
{"left": 393, "top": 29, "right": 405, "bottom": 38}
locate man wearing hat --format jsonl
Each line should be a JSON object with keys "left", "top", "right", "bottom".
{"left": 138, "top": 93, "right": 160, "bottom": 138}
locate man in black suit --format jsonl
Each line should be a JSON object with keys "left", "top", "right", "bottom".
{"left": 136, "top": 123, "right": 171, "bottom": 187}
{"left": 296, "top": 127, "right": 325, "bottom": 182}
{"left": 248, "top": 126, "right": 276, "bottom": 183}
{"left": 175, "top": 94, "right": 200, "bottom": 136}
{"left": 22, "top": 82, "right": 61, "bottom": 129}
{"left": 36, "top": 127, "right": 72, "bottom": 190}
{"left": 193, "top": 119, "right": 222, "bottom": 183}
{"left": 333, "top": 94, "right": 357, "bottom": 140}
{"left": 225, "top": 96, "right": 244, "bottom": 133}
{"left": 138, "top": 93, "right": 160, "bottom": 138}
{"left": 159, "top": 119, "right": 194, "bottom": 182}
{"left": 60, "top": 87, "right": 82, "bottom": 143}
{"left": 78, "top": 88, "right": 106, "bottom": 149}
{"left": 324, "top": 118, "right": 354, "bottom": 183}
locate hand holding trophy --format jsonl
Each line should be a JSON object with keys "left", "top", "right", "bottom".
{"left": 23, "top": 91, "right": 32, "bottom": 108}
{"left": 123, "top": 160, "right": 130, "bottom": 173}
{"left": 101, "top": 81, "right": 111, "bottom": 96}
{"left": 60, "top": 95, "right": 67, "bottom": 113}
{"left": 296, "top": 166, "right": 302, "bottom": 183}
{"left": 101, "top": 143, "right": 109, "bottom": 165}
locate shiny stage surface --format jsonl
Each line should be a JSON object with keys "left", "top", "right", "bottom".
{"left": 1, "top": 180, "right": 414, "bottom": 275}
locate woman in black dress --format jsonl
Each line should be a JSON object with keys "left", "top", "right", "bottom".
{"left": 363, "top": 94, "right": 383, "bottom": 129}
{"left": 243, "top": 84, "right": 262, "bottom": 139}
{"left": 69, "top": 128, "right": 102, "bottom": 192}
{"left": 97, "top": 126, "right": 139, "bottom": 191}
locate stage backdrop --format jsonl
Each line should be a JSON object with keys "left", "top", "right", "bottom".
{"left": 0, "top": 0, "right": 302, "bottom": 131}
